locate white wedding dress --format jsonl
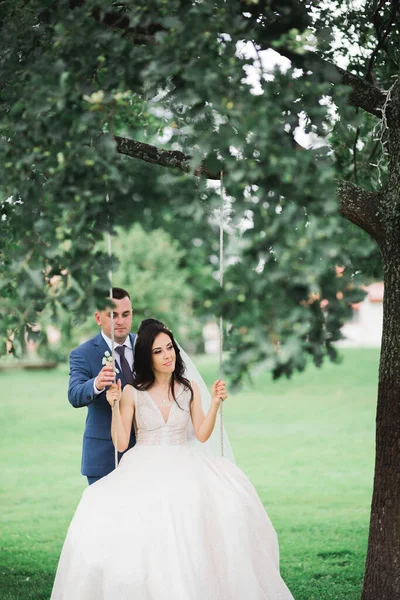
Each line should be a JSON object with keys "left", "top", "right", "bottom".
{"left": 51, "top": 385, "right": 294, "bottom": 600}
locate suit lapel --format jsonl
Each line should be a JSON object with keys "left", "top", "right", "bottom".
{"left": 93, "top": 332, "right": 110, "bottom": 358}
{"left": 129, "top": 333, "right": 136, "bottom": 351}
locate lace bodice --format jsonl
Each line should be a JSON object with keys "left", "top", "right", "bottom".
{"left": 133, "top": 384, "right": 192, "bottom": 445}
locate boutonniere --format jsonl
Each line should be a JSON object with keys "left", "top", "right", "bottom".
{"left": 102, "top": 350, "right": 120, "bottom": 374}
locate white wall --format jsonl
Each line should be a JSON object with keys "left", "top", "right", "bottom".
{"left": 339, "top": 300, "right": 383, "bottom": 347}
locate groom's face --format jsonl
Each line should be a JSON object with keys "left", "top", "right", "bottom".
{"left": 95, "top": 296, "right": 133, "bottom": 344}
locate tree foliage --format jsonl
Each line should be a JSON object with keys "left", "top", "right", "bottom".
{"left": 35, "top": 223, "right": 202, "bottom": 361}
{"left": 0, "top": 0, "right": 370, "bottom": 381}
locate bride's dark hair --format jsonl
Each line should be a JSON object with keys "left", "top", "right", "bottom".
{"left": 133, "top": 320, "right": 193, "bottom": 405}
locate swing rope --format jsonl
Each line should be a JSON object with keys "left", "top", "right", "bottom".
{"left": 218, "top": 172, "right": 225, "bottom": 458}
{"left": 106, "top": 194, "right": 119, "bottom": 470}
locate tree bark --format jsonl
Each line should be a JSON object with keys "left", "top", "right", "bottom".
{"left": 361, "top": 249, "right": 400, "bottom": 600}
{"left": 338, "top": 181, "right": 383, "bottom": 243}
{"left": 336, "top": 66, "right": 387, "bottom": 118}
{"left": 361, "top": 78, "right": 400, "bottom": 600}
{"left": 264, "top": 45, "right": 387, "bottom": 118}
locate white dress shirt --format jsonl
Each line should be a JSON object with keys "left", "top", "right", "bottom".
{"left": 93, "top": 331, "right": 134, "bottom": 395}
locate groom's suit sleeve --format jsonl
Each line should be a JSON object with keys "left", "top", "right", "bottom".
{"left": 68, "top": 347, "right": 99, "bottom": 408}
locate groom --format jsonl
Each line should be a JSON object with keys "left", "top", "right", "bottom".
{"left": 68, "top": 287, "right": 136, "bottom": 485}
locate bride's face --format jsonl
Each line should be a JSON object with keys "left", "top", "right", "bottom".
{"left": 152, "top": 332, "right": 176, "bottom": 375}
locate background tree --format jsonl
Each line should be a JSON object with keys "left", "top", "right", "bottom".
{"left": 111, "top": 224, "right": 201, "bottom": 344}
{"left": 1, "top": 1, "right": 400, "bottom": 597}
{"left": 35, "top": 223, "right": 203, "bottom": 361}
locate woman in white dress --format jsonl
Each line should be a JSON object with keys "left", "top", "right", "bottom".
{"left": 51, "top": 321, "right": 295, "bottom": 599}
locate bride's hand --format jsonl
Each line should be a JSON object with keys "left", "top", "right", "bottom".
{"left": 106, "top": 379, "right": 122, "bottom": 407}
{"left": 211, "top": 379, "right": 227, "bottom": 406}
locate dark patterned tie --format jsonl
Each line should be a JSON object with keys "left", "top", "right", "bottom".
{"left": 115, "top": 345, "right": 134, "bottom": 385}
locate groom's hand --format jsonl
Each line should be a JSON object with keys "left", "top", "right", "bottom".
{"left": 95, "top": 365, "right": 115, "bottom": 392}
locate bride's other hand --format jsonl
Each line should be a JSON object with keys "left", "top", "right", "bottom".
{"left": 211, "top": 379, "right": 227, "bottom": 406}
{"left": 106, "top": 379, "right": 122, "bottom": 407}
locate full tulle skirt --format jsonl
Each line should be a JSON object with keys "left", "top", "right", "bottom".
{"left": 51, "top": 443, "right": 294, "bottom": 599}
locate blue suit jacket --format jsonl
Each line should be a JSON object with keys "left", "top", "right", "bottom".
{"left": 68, "top": 332, "right": 136, "bottom": 478}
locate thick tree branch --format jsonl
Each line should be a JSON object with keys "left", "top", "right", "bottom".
{"left": 114, "top": 135, "right": 220, "bottom": 179}
{"left": 69, "top": 2, "right": 388, "bottom": 119}
{"left": 69, "top": 1, "right": 162, "bottom": 42}
{"left": 68, "top": 1, "right": 389, "bottom": 119}
{"left": 336, "top": 66, "right": 387, "bottom": 118}
{"left": 338, "top": 180, "right": 383, "bottom": 243}
{"left": 276, "top": 45, "right": 387, "bottom": 118}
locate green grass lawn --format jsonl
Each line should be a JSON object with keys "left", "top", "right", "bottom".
{"left": 1, "top": 348, "right": 379, "bottom": 600}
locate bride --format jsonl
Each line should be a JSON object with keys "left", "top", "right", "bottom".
{"left": 51, "top": 320, "right": 295, "bottom": 599}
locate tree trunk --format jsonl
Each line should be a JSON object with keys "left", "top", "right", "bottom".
{"left": 361, "top": 250, "right": 400, "bottom": 599}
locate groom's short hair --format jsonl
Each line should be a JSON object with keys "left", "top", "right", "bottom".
{"left": 110, "top": 287, "right": 131, "bottom": 301}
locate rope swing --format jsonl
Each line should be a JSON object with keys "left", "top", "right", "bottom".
{"left": 106, "top": 174, "right": 227, "bottom": 468}
{"left": 106, "top": 193, "right": 119, "bottom": 470}
{"left": 218, "top": 172, "right": 226, "bottom": 458}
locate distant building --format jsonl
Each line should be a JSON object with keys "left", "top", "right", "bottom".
{"left": 203, "top": 321, "right": 220, "bottom": 354}
{"left": 339, "top": 282, "right": 384, "bottom": 348}
{"left": 203, "top": 282, "right": 384, "bottom": 353}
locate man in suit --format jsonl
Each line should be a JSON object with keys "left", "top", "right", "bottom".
{"left": 68, "top": 287, "right": 136, "bottom": 485}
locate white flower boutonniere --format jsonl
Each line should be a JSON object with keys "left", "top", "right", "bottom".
{"left": 102, "top": 350, "right": 120, "bottom": 374}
